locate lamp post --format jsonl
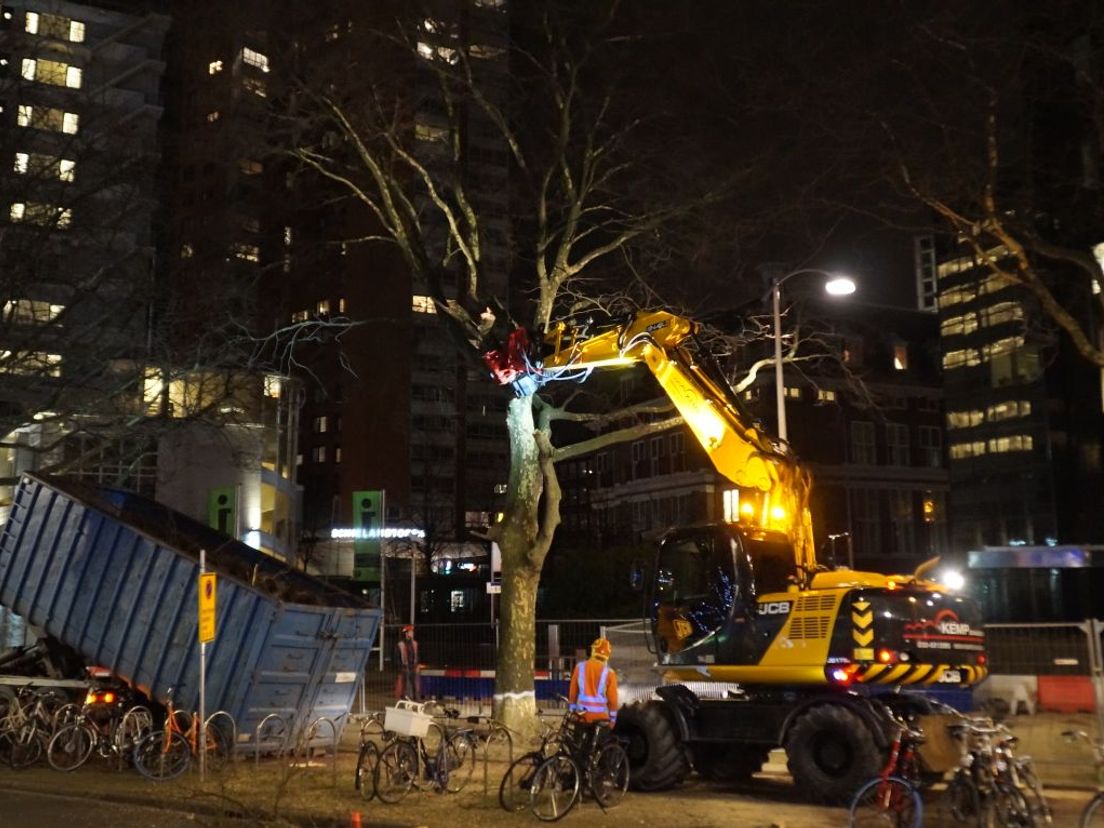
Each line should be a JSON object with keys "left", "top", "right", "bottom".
{"left": 770, "top": 269, "right": 856, "bottom": 442}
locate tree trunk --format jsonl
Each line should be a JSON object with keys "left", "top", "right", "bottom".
{"left": 492, "top": 395, "right": 547, "bottom": 734}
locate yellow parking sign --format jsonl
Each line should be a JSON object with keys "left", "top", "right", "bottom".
{"left": 199, "top": 573, "right": 217, "bottom": 643}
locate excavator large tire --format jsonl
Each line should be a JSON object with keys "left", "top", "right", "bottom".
{"left": 693, "top": 743, "right": 771, "bottom": 782}
{"left": 614, "top": 701, "right": 691, "bottom": 791}
{"left": 784, "top": 704, "right": 882, "bottom": 803}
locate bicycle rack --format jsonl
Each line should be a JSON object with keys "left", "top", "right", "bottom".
{"left": 298, "top": 714, "right": 344, "bottom": 787}
{"left": 254, "top": 713, "right": 290, "bottom": 768}
{"left": 482, "top": 720, "right": 514, "bottom": 796}
{"left": 204, "top": 710, "right": 237, "bottom": 765}
{"left": 116, "top": 705, "right": 154, "bottom": 771}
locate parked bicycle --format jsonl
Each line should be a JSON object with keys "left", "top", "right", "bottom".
{"left": 47, "top": 691, "right": 152, "bottom": 773}
{"left": 848, "top": 715, "right": 924, "bottom": 828}
{"left": 372, "top": 700, "right": 477, "bottom": 803}
{"left": 1064, "top": 730, "right": 1104, "bottom": 827}
{"left": 499, "top": 712, "right": 561, "bottom": 812}
{"left": 0, "top": 684, "right": 69, "bottom": 768}
{"left": 526, "top": 701, "right": 630, "bottom": 822}
{"left": 944, "top": 716, "right": 1040, "bottom": 828}
{"left": 132, "top": 688, "right": 228, "bottom": 781}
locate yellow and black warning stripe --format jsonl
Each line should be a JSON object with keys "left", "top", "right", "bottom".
{"left": 853, "top": 663, "right": 989, "bottom": 686}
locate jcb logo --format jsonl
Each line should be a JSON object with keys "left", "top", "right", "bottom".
{"left": 758, "top": 601, "right": 792, "bottom": 615}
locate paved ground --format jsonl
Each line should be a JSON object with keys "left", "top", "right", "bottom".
{"left": 0, "top": 724, "right": 1095, "bottom": 828}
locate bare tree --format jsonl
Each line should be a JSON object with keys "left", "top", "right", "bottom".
{"left": 274, "top": 1, "right": 823, "bottom": 730}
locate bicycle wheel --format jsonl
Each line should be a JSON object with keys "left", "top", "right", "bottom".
{"left": 133, "top": 730, "right": 191, "bottom": 781}
{"left": 1083, "top": 794, "right": 1104, "bottom": 828}
{"left": 442, "top": 732, "right": 476, "bottom": 793}
{"left": 47, "top": 723, "right": 95, "bottom": 772}
{"left": 500, "top": 751, "right": 544, "bottom": 812}
{"left": 355, "top": 741, "right": 379, "bottom": 800}
{"left": 8, "top": 724, "right": 45, "bottom": 769}
{"left": 1017, "top": 760, "right": 1052, "bottom": 826}
{"left": 374, "top": 739, "right": 418, "bottom": 803}
{"left": 944, "top": 770, "right": 982, "bottom": 826}
{"left": 849, "top": 776, "right": 922, "bottom": 828}
{"left": 530, "top": 754, "right": 581, "bottom": 822}
{"left": 993, "top": 782, "right": 1035, "bottom": 828}
{"left": 591, "top": 742, "right": 630, "bottom": 808}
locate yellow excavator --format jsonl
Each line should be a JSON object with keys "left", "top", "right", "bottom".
{"left": 485, "top": 309, "right": 987, "bottom": 801}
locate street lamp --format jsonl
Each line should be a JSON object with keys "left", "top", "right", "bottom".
{"left": 771, "top": 269, "right": 856, "bottom": 442}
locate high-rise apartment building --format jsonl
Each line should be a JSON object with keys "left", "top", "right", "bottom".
{"left": 162, "top": 1, "right": 513, "bottom": 578}
{"left": 0, "top": 0, "right": 169, "bottom": 506}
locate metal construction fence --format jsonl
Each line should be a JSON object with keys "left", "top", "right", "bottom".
{"left": 975, "top": 620, "right": 1104, "bottom": 784}
{"left": 360, "top": 618, "right": 639, "bottom": 710}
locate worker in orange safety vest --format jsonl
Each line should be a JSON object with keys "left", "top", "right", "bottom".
{"left": 568, "top": 637, "right": 619, "bottom": 724}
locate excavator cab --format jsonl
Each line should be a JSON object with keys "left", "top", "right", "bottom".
{"left": 651, "top": 524, "right": 797, "bottom": 667}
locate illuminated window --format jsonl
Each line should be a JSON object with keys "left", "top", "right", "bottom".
{"left": 415, "top": 121, "right": 449, "bottom": 143}
{"left": 316, "top": 299, "right": 331, "bottom": 315}
{"left": 412, "top": 295, "right": 437, "bottom": 313}
{"left": 949, "top": 441, "right": 987, "bottom": 459}
{"left": 313, "top": 415, "right": 328, "bottom": 433}
{"left": 947, "top": 410, "right": 983, "bottom": 429}
{"left": 941, "top": 313, "right": 979, "bottom": 336}
{"left": 981, "top": 301, "right": 1024, "bottom": 327}
{"left": 722, "top": 488, "right": 740, "bottom": 522}
{"left": 13, "top": 153, "right": 75, "bottom": 182}
{"left": 264, "top": 375, "right": 282, "bottom": 398}
{"left": 942, "top": 348, "right": 981, "bottom": 369}
{"left": 334, "top": 446, "right": 342, "bottom": 463}
{"left": 987, "top": 400, "right": 1031, "bottom": 421}
{"left": 743, "top": 388, "right": 758, "bottom": 401}
{"left": 474, "top": 0, "right": 506, "bottom": 8}
{"left": 980, "top": 272, "right": 1014, "bottom": 295}
{"left": 283, "top": 226, "right": 293, "bottom": 246}
{"left": 0, "top": 351, "right": 62, "bottom": 376}
{"left": 206, "top": 110, "right": 221, "bottom": 123}
{"left": 25, "top": 12, "right": 84, "bottom": 42}
{"left": 231, "top": 243, "right": 259, "bottom": 262}
{"left": 784, "top": 386, "right": 801, "bottom": 400}
{"left": 239, "top": 159, "right": 263, "bottom": 175}
{"left": 817, "top": 388, "right": 836, "bottom": 402}
{"left": 940, "top": 285, "right": 978, "bottom": 307}
{"left": 242, "top": 76, "right": 267, "bottom": 97}
{"left": 208, "top": 60, "right": 223, "bottom": 74}
{"left": 988, "top": 434, "right": 1033, "bottom": 454}
{"left": 291, "top": 309, "right": 309, "bottom": 323}
{"left": 470, "top": 44, "right": 506, "bottom": 59}
{"left": 3, "top": 300, "right": 64, "bottom": 324}
{"left": 9, "top": 202, "right": 71, "bottom": 228}
{"left": 983, "top": 335, "right": 1024, "bottom": 361}
{"left": 241, "top": 47, "right": 270, "bottom": 72}
{"left": 338, "top": 297, "right": 347, "bottom": 313}
{"left": 416, "top": 42, "right": 459, "bottom": 63}
{"left": 310, "top": 446, "right": 326, "bottom": 463}
{"left": 180, "top": 243, "right": 194, "bottom": 259}
{"left": 22, "top": 58, "right": 82, "bottom": 88}
{"left": 893, "top": 342, "right": 909, "bottom": 371}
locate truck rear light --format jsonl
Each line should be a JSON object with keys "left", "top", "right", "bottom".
{"left": 977, "top": 653, "right": 987, "bottom": 665}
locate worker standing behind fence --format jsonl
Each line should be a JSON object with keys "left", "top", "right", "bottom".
{"left": 394, "top": 624, "right": 421, "bottom": 700}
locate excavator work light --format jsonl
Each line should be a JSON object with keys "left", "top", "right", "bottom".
{"left": 876, "top": 648, "right": 897, "bottom": 664}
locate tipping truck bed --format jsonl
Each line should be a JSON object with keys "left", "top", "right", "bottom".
{"left": 0, "top": 474, "right": 380, "bottom": 749}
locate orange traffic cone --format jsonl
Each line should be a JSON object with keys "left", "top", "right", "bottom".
{"left": 350, "top": 811, "right": 362, "bottom": 828}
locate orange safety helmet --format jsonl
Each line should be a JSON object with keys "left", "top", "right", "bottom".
{"left": 402, "top": 624, "right": 415, "bottom": 633}
{"left": 590, "top": 637, "right": 612, "bottom": 660}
